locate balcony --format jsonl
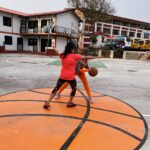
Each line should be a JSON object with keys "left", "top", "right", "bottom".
{"left": 52, "top": 25, "right": 78, "bottom": 37}
{"left": 20, "top": 25, "right": 78, "bottom": 38}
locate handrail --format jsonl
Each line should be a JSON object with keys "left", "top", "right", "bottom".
{"left": 20, "top": 25, "right": 78, "bottom": 38}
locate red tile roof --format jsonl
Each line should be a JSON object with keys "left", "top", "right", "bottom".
{"left": 0, "top": 7, "right": 83, "bottom": 22}
{"left": 0, "top": 7, "right": 28, "bottom": 16}
{"left": 28, "top": 8, "right": 75, "bottom": 17}
{"left": 110, "top": 14, "right": 150, "bottom": 26}
{"left": 0, "top": 6, "right": 149, "bottom": 25}
{"left": 0, "top": 7, "right": 75, "bottom": 17}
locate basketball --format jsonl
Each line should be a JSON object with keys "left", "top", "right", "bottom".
{"left": 88, "top": 67, "right": 98, "bottom": 77}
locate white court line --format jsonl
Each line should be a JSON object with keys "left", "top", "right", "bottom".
{"left": 6, "top": 59, "right": 15, "bottom": 65}
{"left": 142, "top": 114, "right": 150, "bottom": 117}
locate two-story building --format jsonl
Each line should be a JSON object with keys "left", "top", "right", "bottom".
{"left": 0, "top": 7, "right": 82, "bottom": 53}
{"left": 83, "top": 15, "right": 150, "bottom": 48}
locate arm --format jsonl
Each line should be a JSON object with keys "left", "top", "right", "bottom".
{"left": 52, "top": 49, "right": 63, "bottom": 56}
{"left": 53, "top": 49, "right": 59, "bottom": 54}
{"left": 80, "top": 55, "right": 97, "bottom": 60}
{"left": 79, "top": 68, "right": 90, "bottom": 73}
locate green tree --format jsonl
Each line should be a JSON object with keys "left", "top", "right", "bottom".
{"left": 90, "top": 35, "right": 97, "bottom": 44}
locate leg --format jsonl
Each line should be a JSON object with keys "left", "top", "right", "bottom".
{"left": 67, "top": 79, "right": 77, "bottom": 107}
{"left": 78, "top": 73, "right": 91, "bottom": 96}
{"left": 55, "top": 82, "right": 68, "bottom": 99}
{"left": 43, "top": 78, "right": 66, "bottom": 109}
{"left": 78, "top": 73, "right": 93, "bottom": 103}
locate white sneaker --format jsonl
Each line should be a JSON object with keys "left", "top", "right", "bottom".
{"left": 55, "top": 93, "right": 61, "bottom": 99}
{"left": 88, "top": 96, "right": 93, "bottom": 103}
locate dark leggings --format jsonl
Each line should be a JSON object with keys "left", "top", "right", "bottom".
{"left": 52, "top": 78, "right": 77, "bottom": 96}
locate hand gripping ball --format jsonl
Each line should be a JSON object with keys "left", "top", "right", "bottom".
{"left": 88, "top": 67, "right": 98, "bottom": 77}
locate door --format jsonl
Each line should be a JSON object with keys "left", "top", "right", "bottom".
{"left": 17, "top": 38, "right": 23, "bottom": 51}
{"left": 41, "top": 39, "right": 51, "bottom": 52}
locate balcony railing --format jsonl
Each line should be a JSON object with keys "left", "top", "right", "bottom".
{"left": 52, "top": 25, "right": 78, "bottom": 37}
{"left": 20, "top": 25, "right": 78, "bottom": 38}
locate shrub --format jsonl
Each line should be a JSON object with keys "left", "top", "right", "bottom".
{"left": 114, "top": 48, "right": 124, "bottom": 58}
{"left": 90, "top": 35, "right": 97, "bottom": 44}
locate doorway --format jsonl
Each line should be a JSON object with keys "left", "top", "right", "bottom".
{"left": 41, "top": 39, "right": 51, "bottom": 52}
{"left": 17, "top": 38, "right": 23, "bottom": 51}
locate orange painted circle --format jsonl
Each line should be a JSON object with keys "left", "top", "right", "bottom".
{"left": 0, "top": 88, "right": 148, "bottom": 150}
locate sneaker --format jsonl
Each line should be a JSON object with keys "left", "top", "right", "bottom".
{"left": 43, "top": 101, "right": 50, "bottom": 109}
{"left": 67, "top": 102, "right": 76, "bottom": 107}
{"left": 55, "top": 93, "right": 61, "bottom": 99}
{"left": 88, "top": 96, "right": 93, "bottom": 103}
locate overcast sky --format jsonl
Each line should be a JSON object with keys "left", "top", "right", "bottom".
{"left": 0, "top": 0, "right": 150, "bottom": 22}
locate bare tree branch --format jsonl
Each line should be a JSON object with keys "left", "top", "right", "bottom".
{"left": 68, "top": 0, "right": 115, "bottom": 23}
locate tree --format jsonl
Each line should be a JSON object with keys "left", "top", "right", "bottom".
{"left": 90, "top": 35, "right": 97, "bottom": 44}
{"left": 67, "top": 0, "right": 115, "bottom": 24}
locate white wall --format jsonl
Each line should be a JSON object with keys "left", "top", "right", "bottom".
{"left": 0, "top": 12, "right": 12, "bottom": 32}
{"left": 0, "top": 34, "right": 4, "bottom": 46}
{"left": 0, "top": 12, "right": 22, "bottom": 49}
{"left": 23, "top": 36, "right": 53, "bottom": 52}
{"left": 13, "top": 15, "right": 22, "bottom": 33}
{"left": 0, "top": 12, "right": 22, "bottom": 33}
{"left": 56, "top": 37, "right": 67, "bottom": 53}
{"left": 0, "top": 33, "right": 21, "bottom": 50}
{"left": 23, "top": 37, "right": 39, "bottom": 51}
{"left": 55, "top": 12, "right": 79, "bottom": 52}
{"left": 0, "top": 11, "right": 80, "bottom": 51}
{"left": 23, "top": 38, "right": 33, "bottom": 51}
{"left": 56, "top": 12, "right": 79, "bottom": 32}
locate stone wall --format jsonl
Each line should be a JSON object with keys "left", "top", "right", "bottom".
{"left": 123, "top": 51, "right": 150, "bottom": 60}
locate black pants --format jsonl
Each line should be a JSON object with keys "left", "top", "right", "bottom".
{"left": 52, "top": 78, "right": 77, "bottom": 96}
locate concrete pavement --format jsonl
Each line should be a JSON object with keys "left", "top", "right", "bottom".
{"left": 0, "top": 53, "right": 149, "bottom": 149}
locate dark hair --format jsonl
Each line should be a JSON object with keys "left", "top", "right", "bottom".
{"left": 60, "top": 41, "right": 75, "bottom": 58}
{"left": 81, "top": 48, "right": 89, "bottom": 56}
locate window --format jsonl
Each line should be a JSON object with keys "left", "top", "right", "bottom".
{"left": 28, "top": 21, "right": 38, "bottom": 29}
{"left": 130, "top": 23, "right": 137, "bottom": 28}
{"left": 113, "top": 29, "right": 119, "bottom": 35}
{"left": 5, "top": 36, "right": 12, "bottom": 45}
{"left": 129, "top": 32, "right": 135, "bottom": 37}
{"left": 97, "top": 26, "right": 101, "bottom": 32}
{"left": 21, "top": 20, "right": 26, "bottom": 27}
{"left": 103, "top": 28, "right": 111, "bottom": 34}
{"left": 121, "top": 21, "right": 129, "bottom": 26}
{"left": 145, "top": 40, "right": 150, "bottom": 44}
{"left": 121, "top": 31, "right": 128, "bottom": 36}
{"left": 134, "top": 39, "right": 139, "bottom": 44}
{"left": 3, "top": 16, "right": 12, "bottom": 26}
{"left": 144, "top": 34, "right": 149, "bottom": 39}
{"left": 126, "top": 38, "right": 131, "bottom": 42}
{"left": 28, "top": 38, "right": 37, "bottom": 46}
{"left": 41, "top": 20, "right": 47, "bottom": 27}
{"left": 137, "top": 33, "right": 141, "bottom": 38}
{"left": 140, "top": 41, "right": 144, "bottom": 44}
{"left": 84, "top": 25, "right": 93, "bottom": 33}
{"left": 113, "top": 19, "right": 121, "bottom": 25}
{"left": 102, "top": 37, "right": 105, "bottom": 42}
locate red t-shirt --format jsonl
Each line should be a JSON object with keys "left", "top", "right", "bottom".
{"left": 60, "top": 53, "right": 81, "bottom": 80}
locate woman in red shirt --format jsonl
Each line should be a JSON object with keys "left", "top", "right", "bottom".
{"left": 55, "top": 58, "right": 93, "bottom": 102}
{"left": 43, "top": 42, "right": 94, "bottom": 109}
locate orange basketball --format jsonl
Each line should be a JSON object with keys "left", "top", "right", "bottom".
{"left": 88, "top": 67, "right": 98, "bottom": 77}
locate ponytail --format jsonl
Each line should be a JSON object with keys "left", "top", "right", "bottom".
{"left": 61, "top": 42, "right": 75, "bottom": 58}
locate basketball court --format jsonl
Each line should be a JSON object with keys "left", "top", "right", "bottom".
{"left": 0, "top": 88, "right": 148, "bottom": 150}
